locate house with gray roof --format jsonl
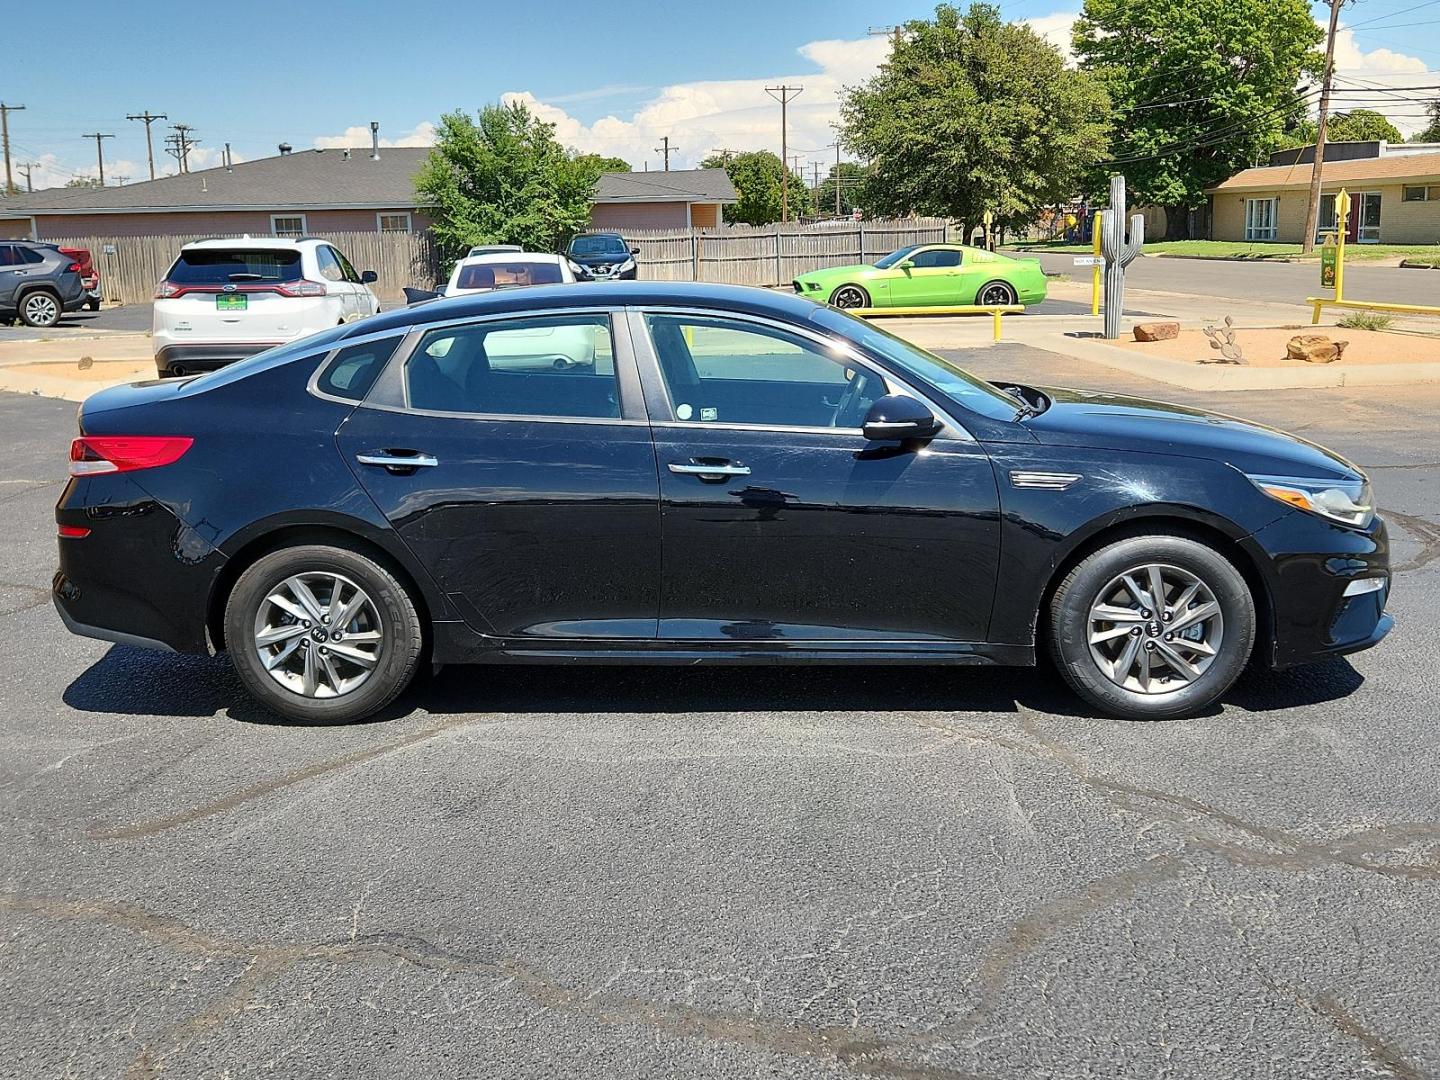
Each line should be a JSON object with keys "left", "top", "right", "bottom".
{"left": 0, "top": 148, "right": 735, "bottom": 240}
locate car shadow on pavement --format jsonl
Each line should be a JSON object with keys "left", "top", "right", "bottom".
{"left": 62, "top": 643, "right": 1366, "bottom": 727}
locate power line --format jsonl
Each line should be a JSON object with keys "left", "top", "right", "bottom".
{"left": 126, "top": 110, "right": 167, "bottom": 181}
{"left": 1344, "top": 0, "right": 1440, "bottom": 31}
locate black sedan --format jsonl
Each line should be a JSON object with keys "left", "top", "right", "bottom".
{"left": 54, "top": 283, "right": 1391, "bottom": 723}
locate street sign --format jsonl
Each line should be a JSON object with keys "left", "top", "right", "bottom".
{"left": 102, "top": 244, "right": 116, "bottom": 255}
{"left": 1073, "top": 255, "right": 1104, "bottom": 266}
{"left": 1320, "top": 237, "right": 1337, "bottom": 289}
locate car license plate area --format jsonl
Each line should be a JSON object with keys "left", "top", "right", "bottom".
{"left": 215, "top": 294, "right": 248, "bottom": 311}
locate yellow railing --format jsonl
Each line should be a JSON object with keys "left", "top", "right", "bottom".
{"left": 848, "top": 304, "right": 1025, "bottom": 341}
{"left": 1305, "top": 186, "right": 1440, "bottom": 324}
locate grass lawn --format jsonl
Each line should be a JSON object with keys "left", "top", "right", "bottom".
{"left": 1012, "top": 239, "right": 1440, "bottom": 263}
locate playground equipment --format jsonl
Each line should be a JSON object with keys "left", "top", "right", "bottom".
{"left": 1307, "top": 187, "right": 1440, "bottom": 324}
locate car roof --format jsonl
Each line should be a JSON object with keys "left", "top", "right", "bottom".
{"left": 455, "top": 252, "right": 564, "bottom": 266}
{"left": 352, "top": 281, "right": 826, "bottom": 338}
{"left": 180, "top": 237, "right": 313, "bottom": 250}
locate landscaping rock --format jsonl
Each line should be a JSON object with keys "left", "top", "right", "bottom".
{"left": 1286, "top": 334, "right": 1349, "bottom": 364}
{"left": 1133, "top": 321, "right": 1181, "bottom": 342}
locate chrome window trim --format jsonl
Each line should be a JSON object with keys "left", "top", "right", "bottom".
{"left": 623, "top": 305, "right": 973, "bottom": 442}
{"left": 358, "top": 307, "right": 647, "bottom": 423}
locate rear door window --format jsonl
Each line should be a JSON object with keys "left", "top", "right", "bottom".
{"left": 167, "top": 248, "right": 303, "bottom": 286}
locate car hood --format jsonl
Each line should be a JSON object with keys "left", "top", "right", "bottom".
{"left": 569, "top": 252, "right": 631, "bottom": 266}
{"left": 1022, "top": 386, "right": 1362, "bottom": 480}
{"left": 798, "top": 263, "right": 874, "bottom": 281}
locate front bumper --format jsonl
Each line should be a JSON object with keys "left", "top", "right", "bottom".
{"left": 574, "top": 264, "right": 637, "bottom": 281}
{"left": 1243, "top": 510, "right": 1393, "bottom": 668}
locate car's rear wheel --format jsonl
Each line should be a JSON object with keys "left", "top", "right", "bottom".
{"left": 86, "top": 297, "right": 101, "bottom": 312}
{"left": 1047, "top": 534, "right": 1255, "bottom": 720}
{"left": 830, "top": 284, "right": 870, "bottom": 309}
{"left": 224, "top": 544, "right": 423, "bottom": 723}
{"left": 19, "top": 290, "right": 61, "bottom": 328}
{"left": 977, "top": 281, "right": 1018, "bottom": 307}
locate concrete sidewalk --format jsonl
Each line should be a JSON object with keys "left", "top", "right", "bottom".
{"left": 0, "top": 334, "right": 156, "bottom": 402}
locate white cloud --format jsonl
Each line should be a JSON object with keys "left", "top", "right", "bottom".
{"left": 1023, "top": 11, "right": 1080, "bottom": 63}
{"left": 313, "top": 121, "right": 437, "bottom": 150}
{"left": 1327, "top": 24, "right": 1433, "bottom": 137}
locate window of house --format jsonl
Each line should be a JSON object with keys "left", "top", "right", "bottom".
{"left": 405, "top": 314, "right": 618, "bottom": 418}
{"left": 1244, "top": 197, "right": 1277, "bottom": 241}
{"left": 1318, "top": 193, "right": 1338, "bottom": 235}
{"left": 270, "top": 214, "right": 307, "bottom": 238}
{"left": 1402, "top": 186, "right": 1428, "bottom": 202}
{"left": 644, "top": 313, "right": 888, "bottom": 430}
{"left": 377, "top": 212, "right": 412, "bottom": 233}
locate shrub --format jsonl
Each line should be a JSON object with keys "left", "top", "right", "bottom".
{"left": 1336, "top": 311, "right": 1395, "bottom": 331}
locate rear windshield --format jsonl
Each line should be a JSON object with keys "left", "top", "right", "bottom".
{"left": 167, "top": 248, "right": 302, "bottom": 285}
{"left": 569, "top": 235, "right": 629, "bottom": 256}
{"left": 456, "top": 262, "right": 564, "bottom": 290}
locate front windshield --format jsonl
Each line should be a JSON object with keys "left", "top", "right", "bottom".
{"left": 808, "top": 306, "right": 1023, "bottom": 421}
{"left": 569, "top": 234, "right": 629, "bottom": 257}
{"left": 873, "top": 245, "right": 919, "bottom": 269}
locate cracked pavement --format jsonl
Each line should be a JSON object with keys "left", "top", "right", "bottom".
{"left": 0, "top": 360, "right": 1437, "bottom": 1079}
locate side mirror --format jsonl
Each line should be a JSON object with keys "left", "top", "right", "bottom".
{"left": 361, "top": 269, "right": 379, "bottom": 284}
{"left": 862, "top": 394, "right": 940, "bottom": 442}
{"left": 897, "top": 259, "right": 915, "bottom": 270}
{"left": 629, "top": 247, "right": 640, "bottom": 256}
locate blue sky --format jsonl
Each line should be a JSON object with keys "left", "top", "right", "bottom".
{"left": 4, "top": 0, "right": 1439, "bottom": 191}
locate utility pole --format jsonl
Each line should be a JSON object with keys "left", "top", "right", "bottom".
{"left": 0, "top": 102, "right": 26, "bottom": 195}
{"left": 113, "top": 175, "right": 129, "bottom": 186}
{"left": 710, "top": 147, "right": 741, "bottom": 164}
{"left": 82, "top": 132, "right": 115, "bottom": 185}
{"left": 653, "top": 136, "right": 678, "bottom": 171}
{"left": 166, "top": 125, "right": 198, "bottom": 173}
{"left": 765, "top": 85, "right": 803, "bottom": 222}
{"left": 833, "top": 142, "right": 842, "bottom": 216}
{"left": 126, "top": 110, "right": 168, "bottom": 181}
{"left": 17, "top": 162, "right": 35, "bottom": 193}
{"left": 1302, "top": 0, "right": 1345, "bottom": 255}
{"left": 811, "top": 161, "right": 821, "bottom": 192}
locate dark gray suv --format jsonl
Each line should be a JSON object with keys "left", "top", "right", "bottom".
{"left": 0, "top": 241, "right": 86, "bottom": 328}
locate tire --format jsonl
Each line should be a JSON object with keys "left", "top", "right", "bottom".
{"left": 18, "top": 289, "right": 62, "bottom": 328}
{"left": 224, "top": 544, "right": 424, "bottom": 724}
{"left": 830, "top": 284, "right": 871, "bottom": 309}
{"left": 977, "top": 280, "right": 1018, "bottom": 307}
{"left": 1047, "top": 534, "right": 1255, "bottom": 721}
{"left": 86, "top": 297, "right": 101, "bottom": 312}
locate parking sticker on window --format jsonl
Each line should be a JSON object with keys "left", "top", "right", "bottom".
{"left": 700, "top": 407, "right": 718, "bottom": 421}
{"left": 676, "top": 403, "right": 693, "bottom": 420}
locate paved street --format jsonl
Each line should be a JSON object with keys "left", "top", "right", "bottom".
{"left": 1, "top": 355, "right": 1438, "bottom": 1079}
{"left": 1021, "top": 249, "right": 1440, "bottom": 308}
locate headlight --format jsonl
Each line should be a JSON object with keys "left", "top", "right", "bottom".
{"left": 1248, "top": 474, "right": 1374, "bottom": 528}
{"left": 617, "top": 257, "right": 635, "bottom": 272}
{"left": 568, "top": 260, "right": 587, "bottom": 275}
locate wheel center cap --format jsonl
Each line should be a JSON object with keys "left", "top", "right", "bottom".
{"left": 1148, "top": 622, "right": 1161, "bottom": 636}
{"left": 312, "top": 629, "right": 328, "bottom": 642}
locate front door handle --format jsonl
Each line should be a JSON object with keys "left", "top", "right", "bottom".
{"left": 668, "top": 461, "right": 751, "bottom": 480}
{"left": 356, "top": 451, "right": 439, "bottom": 472}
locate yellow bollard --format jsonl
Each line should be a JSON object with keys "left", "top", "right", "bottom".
{"left": 993, "top": 308, "right": 1003, "bottom": 341}
{"left": 1091, "top": 216, "right": 1102, "bottom": 317}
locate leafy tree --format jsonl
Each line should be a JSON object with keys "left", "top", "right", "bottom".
{"left": 415, "top": 102, "right": 603, "bottom": 258}
{"left": 1412, "top": 100, "right": 1440, "bottom": 143}
{"left": 65, "top": 177, "right": 103, "bottom": 189}
{"left": 574, "top": 153, "right": 631, "bottom": 173}
{"left": 817, "top": 162, "right": 868, "bottom": 217}
{"left": 839, "top": 3, "right": 1110, "bottom": 234}
{"left": 1277, "top": 109, "right": 1404, "bottom": 149}
{"left": 1074, "top": 0, "right": 1323, "bottom": 238}
{"left": 700, "top": 150, "right": 810, "bottom": 224}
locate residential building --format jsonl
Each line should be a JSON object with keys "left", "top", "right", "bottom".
{"left": 0, "top": 149, "right": 735, "bottom": 240}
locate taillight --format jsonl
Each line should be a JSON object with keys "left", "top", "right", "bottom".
{"left": 57, "top": 524, "right": 91, "bottom": 538}
{"left": 66, "top": 261, "right": 82, "bottom": 273}
{"left": 69, "top": 436, "right": 194, "bottom": 476}
{"left": 273, "top": 280, "right": 327, "bottom": 298}
{"left": 155, "top": 280, "right": 182, "bottom": 299}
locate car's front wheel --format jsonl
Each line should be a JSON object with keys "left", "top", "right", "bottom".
{"left": 225, "top": 544, "right": 424, "bottom": 723}
{"left": 19, "top": 290, "right": 61, "bottom": 328}
{"left": 1047, "top": 534, "right": 1255, "bottom": 720}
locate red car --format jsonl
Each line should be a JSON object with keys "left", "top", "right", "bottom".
{"left": 58, "top": 247, "right": 101, "bottom": 311}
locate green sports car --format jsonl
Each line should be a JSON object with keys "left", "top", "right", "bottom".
{"left": 792, "top": 243, "right": 1047, "bottom": 310}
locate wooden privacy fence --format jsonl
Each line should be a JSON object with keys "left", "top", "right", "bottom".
{"left": 591, "top": 218, "right": 951, "bottom": 286}
{"left": 49, "top": 217, "right": 949, "bottom": 304}
{"left": 43, "top": 230, "right": 441, "bottom": 305}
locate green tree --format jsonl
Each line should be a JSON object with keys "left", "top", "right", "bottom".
{"left": 1412, "top": 100, "right": 1440, "bottom": 143}
{"left": 415, "top": 102, "right": 603, "bottom": 258}
{"left": 817, "top": 162, "right": 868, "bottom": 217}
{"left": 573, "top": 153, "right": 631, "bottom": 173}
{"left": 1074, "top": 0, "right": 1323, "bottom": 239}
{"left": 700, "top": 150, "right": 810, "bottom": 224}
{"left": 1277, "top": 109, "right": 1404, "bottom": 149}
{"left": 65, "top": 177, "right": 103, "bottom": 189}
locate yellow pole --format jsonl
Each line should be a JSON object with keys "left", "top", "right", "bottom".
{"left": 1334, "top": 188, "right": 1349, "bottom": 304}
{"left": 993, "top": 308, "right": 1002, "bottom": 341}
{"left": 1090, "top": 212, "right": 1102, "bottom": 317}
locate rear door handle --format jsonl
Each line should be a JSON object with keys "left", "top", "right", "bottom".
{"left": 668, "top": 461, "right": 751, "bottom": 480}
{"left": 356, "top": 451, "right": 438, "bottom": 471}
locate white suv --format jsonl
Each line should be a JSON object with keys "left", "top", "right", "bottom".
{"left": 152, "top": 237, "right": 381, "bottom": 376}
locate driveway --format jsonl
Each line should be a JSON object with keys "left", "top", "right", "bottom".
{"left": 1, "top": 357, "right": 1437, "bottom": 1079}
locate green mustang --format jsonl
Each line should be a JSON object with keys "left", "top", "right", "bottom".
{"left": 792, "top": 243, "right": 1047, "bottom": 310}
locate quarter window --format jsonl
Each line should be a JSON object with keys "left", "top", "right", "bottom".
{"left": 317, "top": 337, "right": 401, "bottom": 401}
{"left": 645, "top": 314, "right": 887, "bottom": 429}
{"left": 271, "top": 214, "right": 307, "bottom": 238}
{"left": 405, "top": 314, "right": 619, "bottom": 419}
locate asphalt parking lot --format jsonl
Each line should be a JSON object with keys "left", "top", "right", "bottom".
{"left": 1, "top": 350, "right": 1437, "bottom": 1079}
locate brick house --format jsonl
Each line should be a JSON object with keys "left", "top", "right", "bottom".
{"left": 0, "top": 148, "right": 734, "bottom": 240}
{"left": 1206, "top": 146, "right": 1440, "bottom": 245}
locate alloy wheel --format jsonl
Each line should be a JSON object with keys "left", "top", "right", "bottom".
{"left": 23, "top": 293, "right": 59, "bottom": 327}
{"left": 979, "top": 283, "right": 1016, "bottom": 307}
{"left": 832, "top": 286, "right": 868, "bottom": 309}
{"left": 252, "top": 572, "right": 384, "bottom": 698}
{"left": 1086, "top": 563, "right": 1223, "bottom": 695}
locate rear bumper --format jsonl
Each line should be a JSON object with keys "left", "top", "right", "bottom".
{"left": 153, "top": 342, "right": 282, "bottom": 376}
